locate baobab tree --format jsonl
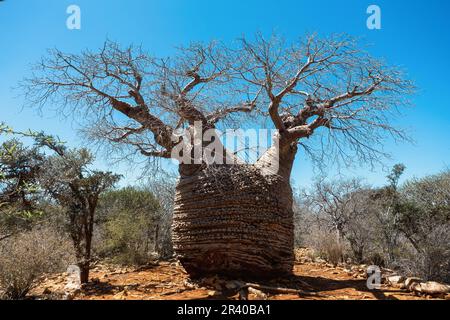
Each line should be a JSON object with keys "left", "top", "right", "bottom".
{"left": 21, "top": 34, "right": 414, "bottom": 277}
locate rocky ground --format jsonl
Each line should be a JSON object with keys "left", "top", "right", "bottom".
{"left": 30, "top": 248, "right": 450, "bottom": 300}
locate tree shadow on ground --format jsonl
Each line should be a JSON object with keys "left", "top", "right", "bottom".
{"left": 286, "top": 274, "right": 400, "bottom": 300}
{"left": 198, "top": 273, "right": 401, "bottom": 300}
{"left": 80, "top": 280, "right": 129, "bottom": 297}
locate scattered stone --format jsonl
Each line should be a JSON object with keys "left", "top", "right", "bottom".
{"left": 65, "top": 265, "right": 81, "bottom": 294}
{"left": 248, "top": 287, "right": 268, "bottom": 300}
{"left": 387, "top": 275, "right": 406, "bottom": 287}
{"left": 411, "top": 282, "right": 450, "bottom": 295}
{"left": 63, "top": 289, "right": 80, "bottom": 300}
{"left": 29, "top": 250, "right": 448, "bottom": 301}
{"left": 405, "top": 277, "right": 422, "bottom": 290}
{"left": 207, "top": 290, "right": 217, "bottom": 297}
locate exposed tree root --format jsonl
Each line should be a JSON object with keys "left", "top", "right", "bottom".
{"left": 236, "top": 281, "right": 320, "bottom": 300}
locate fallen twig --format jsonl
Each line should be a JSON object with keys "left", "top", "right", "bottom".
{"left": 236, "top": 281, "right": 319, "bottom": 298}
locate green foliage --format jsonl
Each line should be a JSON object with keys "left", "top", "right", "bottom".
{"left": 0, "top": 139, "right": 47, "bottom": 239}
{"left": 95, "top": 187, "right": 161, "bottom": 265}
{"left": 394, "top": 171, "right": 450, "bottom": 281}
{"left": 0, "top": 139, "right": 44, "bottom": 210}
{"left": 387, "top": 163, "right": 406, "bottom": 191}
{"left": 37, "top": 146, "right": 120, "bottom": 282}
{"left": 397, "top": 170, "right": 450, "bottom": 242}
{"left": 0, "top": 125, "right": 121, "bottom": 284}
{"left": 365, "top": 164, "right": 406, "bottom": 265}
{"left": 0, "top": 123, "right": 13, "bottom": 136}
{"left": 40, "top": 148, "right": 120, "bottom": 207}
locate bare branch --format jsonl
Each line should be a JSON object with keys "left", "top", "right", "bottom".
{"left": 20, "top": 35, "right": 414, "bottom": 169}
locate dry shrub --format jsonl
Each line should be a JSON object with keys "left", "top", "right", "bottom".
{"left": 294, "top": 247, "right": 317, "bottom": 262}
{"left": 0, "top": 226, "right": 74, "bottom": 299}
{"left": 310, "top": 230, "right": 345, "bottom": 266}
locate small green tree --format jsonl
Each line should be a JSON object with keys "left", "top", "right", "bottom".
{"left": 396, "top": 171, "right": 450, "bottom": 281}
{"left": 96, "top": 187, "right": 160, "bottom": 265}
{"left": 1, "top": 127, "right": 120, "bottom": 283}
{"left": 35, "top": 134, "right": 120, "bottom": 283}
{"left": 370, "top": 164, "right": 406, "bottom": 265}
{"left": 0, "top": 139, "right": 45, "bottom": 242}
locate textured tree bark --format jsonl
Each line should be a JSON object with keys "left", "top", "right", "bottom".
{"left": 172, "top": 143, "right": 297, "bottom": 278}
{"left": 78, "top": 263, "right": 90, "bottom": 284}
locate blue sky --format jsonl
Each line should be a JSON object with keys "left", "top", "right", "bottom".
{"left": 0, "top": 0, "right": 449, "bottom": 189}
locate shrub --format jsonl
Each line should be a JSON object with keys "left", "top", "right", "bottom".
{"left": 98, "top": 210, "right": 155, "bottom": 265}
{"left": 397, "top": 225, "right": 450, "bottom": 283}
{"left": 308, "top": 229, "right": 345, "bottom": 266}
{"left": 0, "top": 226, "right": 74, "bottom": 299}
{"left": 395, "top": 171, "right": 450, "bottom": 282}
{"left": 94, "top": 187, "right": 161, "bottom": 265}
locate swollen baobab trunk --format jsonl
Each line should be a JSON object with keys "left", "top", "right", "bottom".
{"left": 172, "top": 144, "right": 297, "bottom": 277}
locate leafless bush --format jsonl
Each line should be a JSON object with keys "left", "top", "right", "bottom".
{"left": 293, "top": 197, "right": 312, "bottom": 248}
{"left": 0, "top": 226, "right": 74, "bottom": 299}
{"left": 146, "top": 173, "right": 176, "bottom": 260}
{"left": 300, "top": 178, "right": 376, "bottom": 264}
{"left": 297, "top": 167, "right": 450, "bottom": 285}
{"left": 305, "top": 227, "right": 344, "bottom": 266}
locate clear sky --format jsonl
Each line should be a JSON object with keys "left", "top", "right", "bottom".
{"left": 0, "top": 0, "right": 449, "bottom": 189}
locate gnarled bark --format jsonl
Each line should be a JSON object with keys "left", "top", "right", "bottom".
{"left": 173, "top": 148, "right": 296, "bottom": 278}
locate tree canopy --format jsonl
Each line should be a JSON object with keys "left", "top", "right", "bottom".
{"left": 21, "top": 34, "right": 414, "bottom": 168}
